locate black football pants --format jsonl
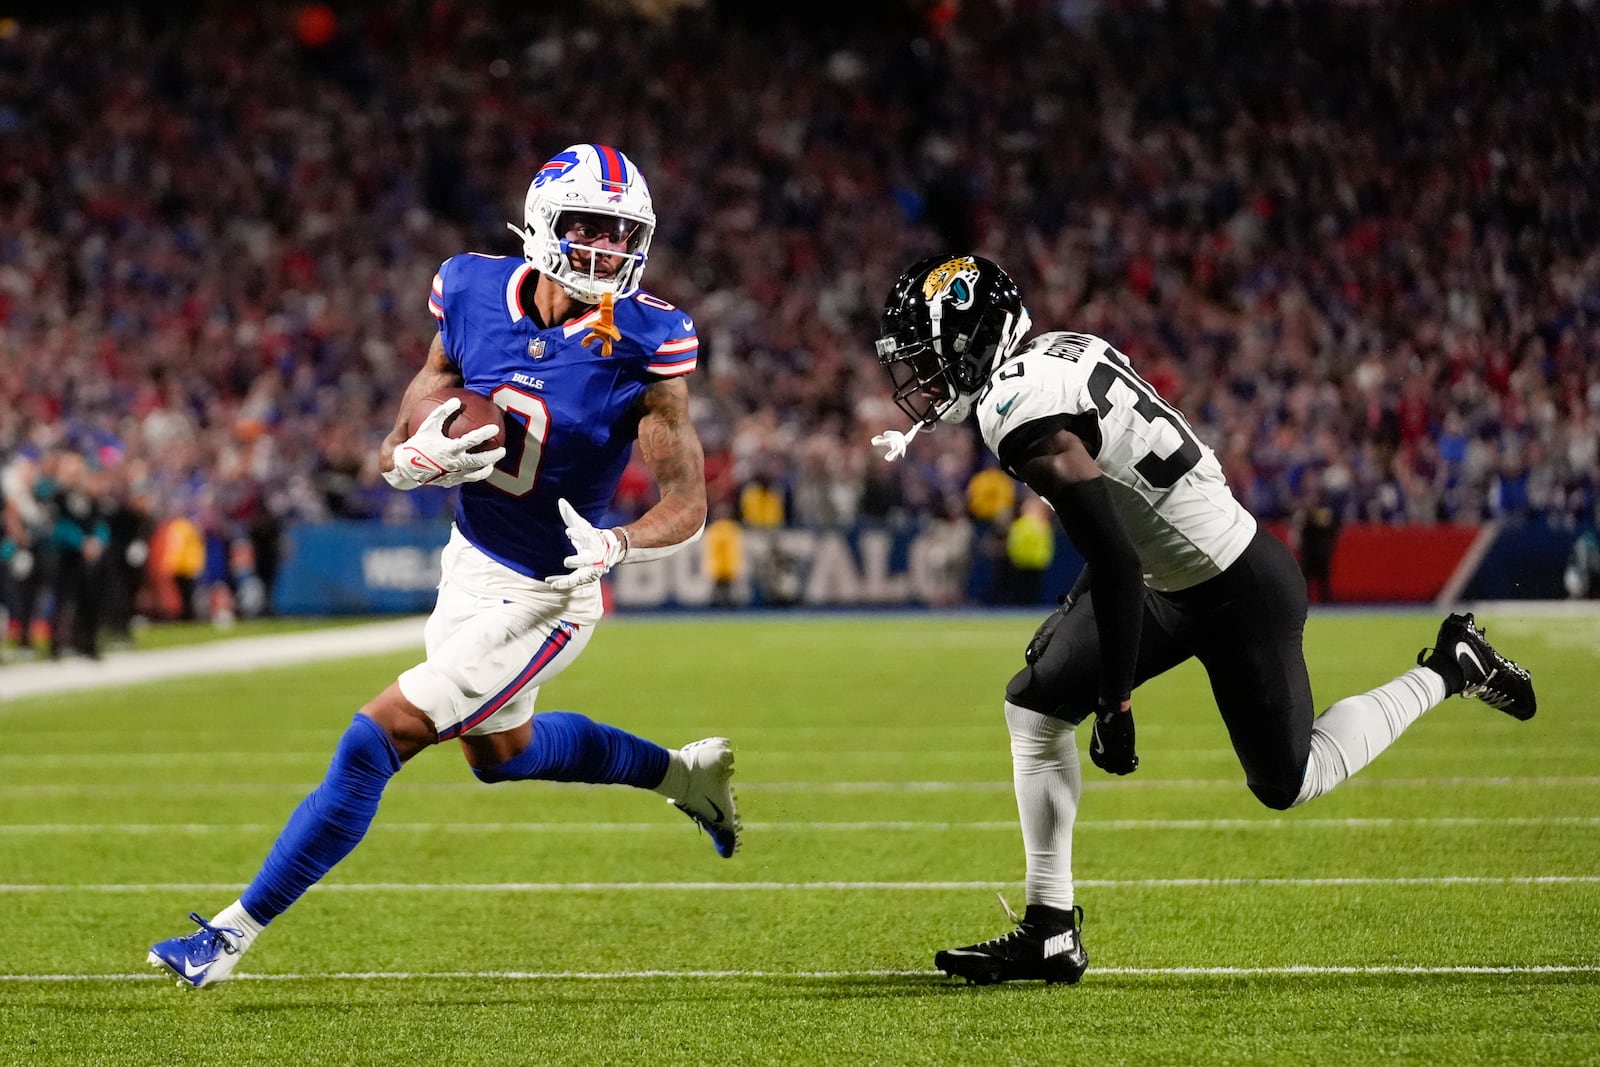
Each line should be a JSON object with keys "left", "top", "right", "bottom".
{"left": 1006, "top": 527, "right": 1314, "bottom": 809}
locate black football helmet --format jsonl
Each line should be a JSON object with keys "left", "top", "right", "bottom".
{"left": 875, "top": 254, "right": 1031, "bottom": 426}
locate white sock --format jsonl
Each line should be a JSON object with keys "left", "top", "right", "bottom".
{"left": 211, "top": 900, "right": 266, "bottom": 952}
{"left": 653, "top": 749, "right": 688, "bottom": 799}
{"left": 1005, "top": 701, "right": 1081, "bottom": 912}
{"left": 1294, "top": 667, "right": 1448, "bottom": 806}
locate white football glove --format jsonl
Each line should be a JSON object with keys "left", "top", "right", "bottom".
{"left": 870, "top": 423, "right": 923, "bottom": 462}
{"left": 382, "top": 397, "right": 506, "bottom": 490}
{"left": 547, "top": 497, "right": 627, "bottom": 591}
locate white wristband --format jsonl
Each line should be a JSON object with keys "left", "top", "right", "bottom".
{"left": 617, "top": 522, "right": 705, "bottom": 564}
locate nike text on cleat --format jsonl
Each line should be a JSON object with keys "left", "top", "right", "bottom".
{"left": 1417, "top": 612, "right": 1537, "bottom": 721}
{"left": 670, "top": 737, "right": 741, "bottom": 858}
{"left": 147, "top": 912, "right": 244, "bottom": 989}
{"left": 934, "top": 903, "right": 1088, "bottom": 987}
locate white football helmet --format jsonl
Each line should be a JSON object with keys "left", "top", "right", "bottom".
{"left": 509, "top": 143, "right": 656, "bottom": 304}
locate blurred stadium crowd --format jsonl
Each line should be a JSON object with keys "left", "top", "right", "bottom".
{"left": 1, "top": 0, "right": 1598, "bottom": 647}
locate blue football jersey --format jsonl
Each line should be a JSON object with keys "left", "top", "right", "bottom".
{"left": 427, "top": 253, "right": 699, "bottom": 580}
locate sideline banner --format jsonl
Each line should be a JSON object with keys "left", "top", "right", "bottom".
{"left": 275, "top": 521, "right": 448, "bottom": 615}
{"left": 271, "top": 520, "right": 1082, "bottom": 613}
{"left": 271, "top": 519, "right": 1579, "bottom": 614}
{"left": 610, "top": 526, "right": 1084, "bottom": 608}
{"left": 1326, "top": 524, "right": 1482, "bottom": 603}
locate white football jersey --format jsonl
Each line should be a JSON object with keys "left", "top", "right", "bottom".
{"left": 975, "top": 331, "right": 1256, "bottom": 592}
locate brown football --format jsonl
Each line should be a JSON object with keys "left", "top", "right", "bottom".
{"left": 406, "top": 388, "right": 506, "bottom": 452}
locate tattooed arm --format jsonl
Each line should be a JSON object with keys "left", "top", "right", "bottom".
{"left": 621, "top": 376, "right": 708, "bottom": 553}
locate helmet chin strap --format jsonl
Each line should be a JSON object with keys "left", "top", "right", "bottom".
{"left": 508, "top": 220, "right": 535, "bottom": 254}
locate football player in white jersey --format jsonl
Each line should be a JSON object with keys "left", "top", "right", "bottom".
{"left": 148, "top": 145, "right": 740, "bottom": 989}
{"left": 871, "top": 254, "right": 1537, "bottom": 986}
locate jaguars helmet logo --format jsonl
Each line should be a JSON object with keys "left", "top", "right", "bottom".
{"left": 921, "top": 257, "right": 981, "bottom": 310}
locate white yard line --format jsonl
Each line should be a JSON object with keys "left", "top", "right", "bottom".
{"left": 4, "top": 775, "right": 1598, "bottom": 796}
{"left": 0, "top": 617, "right": 426, "bottom": 705}
{"left": 5, "top": 963, "right": 1598, "bottom": 983}
{"left": 1, "top": 816, "right": 1597, "bottom": 834}
{"left": 3, "top": 876, "right": 1597, "bottom": 892}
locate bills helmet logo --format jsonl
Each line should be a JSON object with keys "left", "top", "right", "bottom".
{"left": 532, "top": 150, "right": 581, "bottom": 189}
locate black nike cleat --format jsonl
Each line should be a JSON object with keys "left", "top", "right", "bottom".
{"left": 934, "top": 903, "right": 1088, "bottom": 986}
{"left": 1418, "top": 612, "right": 1537, "bottom": 721}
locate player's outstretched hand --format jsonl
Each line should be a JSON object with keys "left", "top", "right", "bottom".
{"left": 1089, "top": 704, "right": 1139, "bottom": 775}
{"left": 548, "top": 497, "right": 627, "bottom": 591}
{"left": 383, "top": 398, "right": 507, "bottom": 490}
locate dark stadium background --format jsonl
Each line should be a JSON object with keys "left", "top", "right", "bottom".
{"left": 1, "top": 0, "right": 1596, "bottom": 647}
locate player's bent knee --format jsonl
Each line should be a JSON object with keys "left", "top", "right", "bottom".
{"left": 360, "top": 684, "right": 439, "bottom": 759}
{"left": 472, "top": 763, "right": 509, "bottom": 784}
{"left": 1246, "top": 777, "right": 1300, "bottom": 811}
{"left": 1005, "top": 666, "right": 1092, "bottom": 726}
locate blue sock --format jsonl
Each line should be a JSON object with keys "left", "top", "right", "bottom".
{"left": 473, "top": 711, "right": 668, "bottom": 788}
{"left": 240, "top": 714, "right": 401, "bottom": 924}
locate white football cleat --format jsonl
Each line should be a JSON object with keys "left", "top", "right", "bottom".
{"left": 669, "top": 737, "right": 741, "bottom": 858}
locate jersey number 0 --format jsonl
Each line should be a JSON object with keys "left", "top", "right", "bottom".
{"left": 484, "top": 385, "right": 549, "bottom": 496}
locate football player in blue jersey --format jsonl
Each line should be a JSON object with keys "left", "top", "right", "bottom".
{"left": 148, "top": 144, "right": 740, "bottom": 989}
{"left": 870, "top": 254, "right": 1537, "bottom": 987}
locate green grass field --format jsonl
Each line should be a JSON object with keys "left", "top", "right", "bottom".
{"left": 2, "top": 610, "right": 1597, "bottom": 1066}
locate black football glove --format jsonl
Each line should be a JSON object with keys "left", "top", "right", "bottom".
{"left": 1089, "top": 704, "right": 1139, "bottom": 775}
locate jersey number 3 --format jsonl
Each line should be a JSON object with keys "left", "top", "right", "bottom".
{"left": 1086, "top": 359, "right": 1202, "bottom": 490}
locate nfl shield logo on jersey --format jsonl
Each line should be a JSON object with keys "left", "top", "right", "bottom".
{"left": 528, "top": 337, "right": 547, "bottom": 360}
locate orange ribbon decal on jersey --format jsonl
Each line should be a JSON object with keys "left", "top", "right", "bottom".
{"left": 581, "top": 291, "right": 622, "bottom": 357}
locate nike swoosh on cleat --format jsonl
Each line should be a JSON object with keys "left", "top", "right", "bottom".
{"left": 1455, "top": 642, "right": 1488, "bottom": 680}
{"left": 182, "top": 960, "right": 209, "bottom": 979}
{"left": 706, "top": 799, "right": 725, "bottom": 824}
